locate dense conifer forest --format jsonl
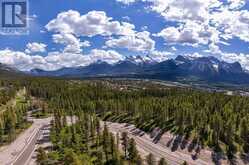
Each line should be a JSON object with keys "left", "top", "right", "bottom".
{"left": 1, "top": 78, "right": 249, "bottom": 164}
{"left": 22, "top": 79, "right": 249, "bottom": 162}
{"left": 0, "top": 80, "right": 31, "bottom": 145}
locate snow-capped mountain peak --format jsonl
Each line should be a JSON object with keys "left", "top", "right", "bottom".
{"left": 124, "top": 55, "right": 155, "bottom": 65}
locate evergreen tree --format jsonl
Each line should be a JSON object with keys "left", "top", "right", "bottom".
{"left": 121, "top": 132, "right": 129, "bottom": 159}
{"left": 146, "top": 153, "right": 155, "bottom": 165}
{"left": 182, "top": 161, "right": 188, "bottom": 165}
{"left": 64, "top": 149, "right": 82, "bottom": 165}
{"left": 116, "top": 132, "right": 120, "bottom": 149}
{"left": 240, "top": 117, "right": 249, "bottom": 152}
{"left": 0, "top": 120, "right": 4, "bottom": 143}
{"left": 36, "top": 147, "right": 48, "bottom": 165}
{"left": 103, "top": 123, "right": 110, "bottom": 161}
{"left": 18, "top": 78, "right": 249, "bottom": 163}
{"left": 158, "top": 158, "right": 167, "bottom": 165}
{"left": 136, "top": 155, "right": 143, "bottom": 165}
{"left": 128, "top": 138, "right": 138, "bottom": 163}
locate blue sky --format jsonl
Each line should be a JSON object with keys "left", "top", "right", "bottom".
{"left": 0, "top": 0, "right": 249, "bottom": 71}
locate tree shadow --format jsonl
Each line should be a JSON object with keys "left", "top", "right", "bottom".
{"left": 188, "top": 138, "right": 198, "bottom": 152}
{"left": 240, "top": 153, "right": 249, "bottom": 165}
{"left": 228, "top": 158, "right": 238, "bottom": 165}
{"left": 171, "top": 135, "right": 183, "bottom": 152}
{"left": 131, "top": 129, "right": 144, "bottom": 137}
{"left": 227, "top": 152, "right": 238, "bottom": 165}
{"left": 152, "top": 129, "right": 164, "bottom": 144}
{"left": 191, "top": 153, "right": 198, "bottom": 160}
{"left": 191, "top": 144, "right": 201, "bottom": 160}
{"left": 211, "top": 152, "right": 226, "bottom": 165}
{"left": 180, "top": 138, "right": 188, "bottom": 150}
{"left": 166, "top": 137, "right": 174, "bottom": 147}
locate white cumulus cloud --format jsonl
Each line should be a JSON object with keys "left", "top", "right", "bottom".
{"left": 149, "top": 50, "right": 173, "bottom": 62}
{"left": 116, "top": 0, "right": 137, "bottom": 5}
{"left": 116, "top": 0, "right": 249, "bottom": 52}
{"left": 156, "top": 21, "right": 220, "bottom": 46}
{"left": 228, "top": 0, "right": 246, "bottom": 10}
{"left": 105, "top": 31, "right": 155, "bottom": 52}
{"left": 220, "top": 52, "right": 249, "bottom": 70}
{"left": 52, "top": 33, "right": 85, "bottom": 53}
{"left": 211, "top": 9, "right": 249, "bottom": 42}
{"left": 25, "top": 42, "right": 47, "bottom": 54}
{"left": 0, "top": 49, "right": 124, "bottom": 71}
{"left": 46, "top": 10, "right": 135, "bottom": 37}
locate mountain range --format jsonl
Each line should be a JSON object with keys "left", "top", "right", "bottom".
{"left": 0, "top": 63, "right": 23, "bottom": 78}
{"left": 29, "top": 55, "right": 249, "bottom": 84}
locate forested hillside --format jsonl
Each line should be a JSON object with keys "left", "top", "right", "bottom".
{"left": 0, "top": 80, "right": 31, "bottom": 145}
{"left": 22, "top": 78, "right": 249, "bottom": 164}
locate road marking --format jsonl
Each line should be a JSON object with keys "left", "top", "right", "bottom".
{"left": 23, "top": 128, "right": 44, "bottom": 165}
{"left": 11, "top": 126, "right": 40, "bottom": 165}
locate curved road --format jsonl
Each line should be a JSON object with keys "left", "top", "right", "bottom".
{"left": 105, "top": 122, "right": 212, "bottom": 165}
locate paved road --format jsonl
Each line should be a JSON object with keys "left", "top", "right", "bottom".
{"left": 105, "top": 122, "right": 212, "bottom": 165}
{"left": 27, "top": 123, "right": 52, "bottom": 165}
{"left": 13, "top": 127, "right": 43, "bottom": 165}
{"left": 0, "top": 116, "right": 51, "bottom": 165}
{"left": 0, "top": 114, "right": 77, "bottom": 165}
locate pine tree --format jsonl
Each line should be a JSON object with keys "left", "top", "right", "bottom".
{"left": 36, "top": 147, "right": 48, "bottom": 165}
{"left": 136, "top": 155, "right": 143, "bottom": 165}
{"left": 182, "top": 161, "right": 188, "bottom": 165}
{"left": 64, "top": 149, "right": 82, "bottom": 165}
{"left": 158, "top": 158, "right": 167, "bottom": 165}
{"left": 96, "top": 118, "right": 101, "bottom": 145}
{"left": 103, "top": 123, "right": 110, "bottom": 161}
{"left": 21, "top": 77, "right": 249, "bottom": 164}
{"left": 128, "top": 138, "right": 138, "bottom": 163}
{"left": 5, "top": 110, "right": 16, "bottom": 142}
{"left": 240, "top": 117, "right": 249, "bottom": 152}
{"left": 146, "top": 153, "right": 155, "bottom": 165}
{"left": 95, "top": 151, "right": 103, "bottom": 165}
{"left": 116, "top": 132, "right": 120, "bottom": 149}
{"left": 121, "top": 132, "right": 129, "bottom": 159}
{"left": 0, "top": 119, "right": 4, "bottom": 143}
{"left": 110, "top": 133, "right": 117, "bottom": 159}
